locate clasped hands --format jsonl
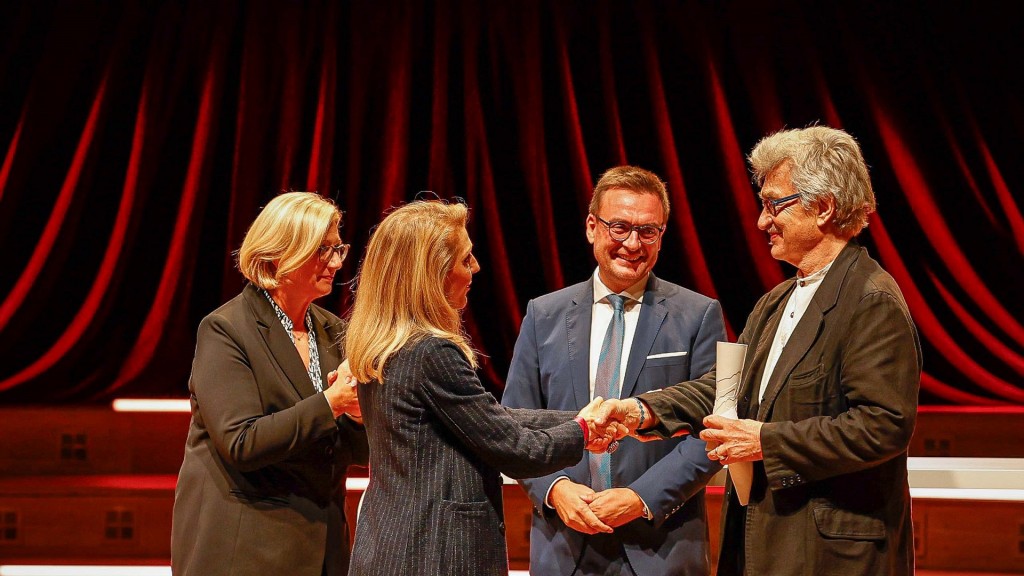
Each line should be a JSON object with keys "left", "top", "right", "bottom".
{"left": 548, "top": 479, "right": 647, "bottom": 534}
{"left": 575, "top": 397, "right": 630, "bottom": 453}
{"left": 591, "top": 398, "right": 764, "bottom": 463}
{"left": 325, "top": 359, "right": 362, "bottom": 420}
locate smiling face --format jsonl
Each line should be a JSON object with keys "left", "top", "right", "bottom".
{"left": 443, "top": 226, "right": 480, "bottom": 310}
{"left": 756, "top": 161, "right": 828, "bottom": 270}
{"left": 586, "top": 188, "right": 665, "bottom": 293}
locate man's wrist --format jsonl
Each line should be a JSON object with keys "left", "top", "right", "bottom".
{"left": 634, "top": 397, "right": 647, "bottom": 430}
{"left": 545, "top": 476, "right": 570, "bottom": 508}
{"left": 626, "top": 488, "right": 651, "bottom": 520}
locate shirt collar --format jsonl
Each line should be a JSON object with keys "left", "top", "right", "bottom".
{"left": 592, "top": 269, "right": 647, "bottom": 305}
{"left": 796, "top": 260, "right": 834, "bottom": 288}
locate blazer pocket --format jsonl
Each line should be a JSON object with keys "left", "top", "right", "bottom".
{"left": 813, "top": 504, "right": 885, "bottom": 541}
{"left": 788, "top": 364, "right": 825, "bottom": 388}
{"left": 229, "top": 489, "right": 290, "bottom": 508}
{"left": 641, "top": 353, "right": 692, "bottom": 390}
{"left": 438, "top": 499, "right": 505, "bottom": 575}
{"left": 785, "top": 365, "right": 844, "bottom": 416}
{"left": 440, "top": 499, "right": 491, "bottom": 514}
{"left": 644, "top": 352, "right": 689, "bottom": 367}
{"left": 646, "top": 351, "right": 688, "bottom": 360}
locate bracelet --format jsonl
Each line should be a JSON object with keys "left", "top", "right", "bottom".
{"left": 634, "top": 398, "right": 646, "bottom": 430}
{"left": 574, "top": 416, "right": 590, "bottom": 446}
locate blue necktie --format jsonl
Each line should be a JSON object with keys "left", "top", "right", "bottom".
{"left": 589, "top": 294, "right": 625, "bottom": 491}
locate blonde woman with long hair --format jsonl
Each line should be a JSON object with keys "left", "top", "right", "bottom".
{"left": 346, "top": 200, "right": 615, "bottom": 576}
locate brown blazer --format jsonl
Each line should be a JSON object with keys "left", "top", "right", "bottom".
{"left": 642, "top": 241, "right": 921, "bottom": 575}
{"left": 171, "top": 284, "right": 368, "bottom": 576}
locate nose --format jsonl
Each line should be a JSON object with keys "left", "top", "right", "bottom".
{"left": 620, "top": 229, "right": 642, "bottom": 250}
{"left": 471, "top": 256, "right": 481, "bottom": 274}
{"left": 757, "top": 209, "right": 772, "bottom": 231}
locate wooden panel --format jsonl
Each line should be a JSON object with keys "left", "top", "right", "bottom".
{"left": 0, "top": 408, "right": 190, "bottom": 476}
{"left": 2, "top": 406, "right": 1024, "bottom": 572}
{"left": 910, "top": 408, "right": 1024, "bottom": 458}
{"left": 914, "top": 500, "right": 1024, "bottom": 572}
{"left": 2, "top": 406, "right": 1022, "bottom": 475}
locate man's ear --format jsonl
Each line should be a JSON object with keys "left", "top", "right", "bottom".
{"left": 585, "top": 214, "right": 597, "bottom": 244}
{"left": 816, "top": 196, "right": 836, "bottom": 227}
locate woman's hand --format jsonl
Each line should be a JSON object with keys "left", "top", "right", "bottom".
{"left": 324, "top": 360, "right": 361, "bottom": 419}
{"left": 577, "top": 397, "right": 629, "bottom": 453}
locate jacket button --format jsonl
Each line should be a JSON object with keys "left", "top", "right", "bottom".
{"left": 325, "top": 446, "right": 334, "bottom": 456}
{"left": 498, "top": 522, "right": 506, "bottom": 532}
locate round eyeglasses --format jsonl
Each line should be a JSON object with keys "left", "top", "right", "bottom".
{"left": 595, "top": 215, "right": 665, "bottom": 244}
{"left": 317, "top": 243, "right": 350, "bottom": 263}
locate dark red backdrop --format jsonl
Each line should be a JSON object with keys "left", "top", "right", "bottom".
{"left": 1, "top": 0, "right": 1021, "bottom": 405}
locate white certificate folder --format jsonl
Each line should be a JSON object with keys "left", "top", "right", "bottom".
{"left": 712, "top": 341, "right": 753, "bottom": 505}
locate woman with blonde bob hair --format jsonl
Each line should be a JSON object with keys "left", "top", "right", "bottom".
{"left": 346, "top": 199, "right": 615, "bottom": 576}
{"left": 172, "top": 191, "right": 368, "bottom": 576}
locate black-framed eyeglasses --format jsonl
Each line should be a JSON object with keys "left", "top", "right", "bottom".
{"left": 317, "top": 243, "right": 350, "bottom": 263}
{"left": 760, "top": 192, "right": 802, "bottom": 217}
{"left": 595, "top": 215, "right": 665, "bottom": 244}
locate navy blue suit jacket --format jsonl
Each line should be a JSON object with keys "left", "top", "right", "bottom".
{"left": 502, "top": 274, "right": 725, "bottom": 575}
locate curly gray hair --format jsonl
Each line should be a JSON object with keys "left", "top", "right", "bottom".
{"left": 749, "top": 125, "right": 876, "bottom": 237}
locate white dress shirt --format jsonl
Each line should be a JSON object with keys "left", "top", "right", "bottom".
{"left": 589, "top": 270, "right": 647, "bottom": 400}
{"left": 758, "top": 261, "right": 834, "bottom": 403}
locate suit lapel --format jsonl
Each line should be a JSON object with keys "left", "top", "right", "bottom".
{"left": 756, "top": 300, "right": 820, "bottom": 421}
{"left": 620, "top": 274, "right": 666, "bottom": 398}
{"left": 566, "top": 280, "right": 594, "bottom": 410}
{"left": 245, "top": 285, "right": 319, "bottom": 399}
{"left": 756, "top": 242, "right": 861, "bottom": 420}
{"left": 737, "top": 287, "right": 790, "bottom": 418}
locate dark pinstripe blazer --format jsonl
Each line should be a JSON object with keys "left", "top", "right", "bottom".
{"left": 349, "top": 336, "right": 586, "bottom": 576}
{"left": 171, "top": 284, "right": 368, "bottom": 576}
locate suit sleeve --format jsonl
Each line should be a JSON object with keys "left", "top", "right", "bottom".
{"left": 628, "top": 298, "right": 725, "bottom": 527}
{"left": 190, "top": 313, "right": 340, "bottom": 472}
{"left": 501, "top": 300, "right": 577, "bottom": 511}
{"left": 508, "top": 407, "right": 578, "bottom": 429}
{"left": 640, "top": 300, "right": 763, "bottom": 438}
{"left": 418, "top": 338, "right": 586, "bottom": 480}
{"left": 335, "top": 416, "right": 369, "bottom": 467}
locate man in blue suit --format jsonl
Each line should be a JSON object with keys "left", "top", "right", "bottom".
{"left": 502, "top": 165, "right": 726, "bottom": 575}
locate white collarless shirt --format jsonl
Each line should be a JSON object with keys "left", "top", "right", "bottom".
{"left": 589, "top": 270, "right": 647, "bottom": 400}
{"left": 758, "top": 261, "right": 833, "bottom": 403}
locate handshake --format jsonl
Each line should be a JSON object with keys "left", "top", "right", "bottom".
{"left": 575, "top": 397, "right": 641, "bottom": 454}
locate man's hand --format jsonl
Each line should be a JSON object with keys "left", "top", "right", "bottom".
{"left": 699, "top": 415, "right": 763, "bottom": 463}
{"left": 577, "top": 397, "right": 629, "bottom": 453}
{"left": 593, "top": 398, "right": 642, "bottom": 434}
{"left": 588, "top": 488, "right": 646, "bottom": 528}
{"left": 548, "top": 479, "right": 613, "bottom": 535}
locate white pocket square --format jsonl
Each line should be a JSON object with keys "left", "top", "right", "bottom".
{"left": 646, "top": 351, "right": 687, "bottom": 359}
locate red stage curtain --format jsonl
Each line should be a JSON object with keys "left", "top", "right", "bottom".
{"left": 0, "top": 0, "right": 1020, "bottom": 405}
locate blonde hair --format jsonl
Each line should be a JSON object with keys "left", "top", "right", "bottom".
{"left": 346, "top": 200, "right": 477, "bottom": 383}
{"left": 749, "top": 125, "right": 876, "bottom": 237}
{"left": 237, "top": 192, "right": 341, "bottom": 289}
{"left": 589, "top": 165, "right": 670, "bottom": 222}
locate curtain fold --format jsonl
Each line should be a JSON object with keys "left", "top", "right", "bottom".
{"left": 0, "top": 0, "right": 1020, "bottom": 405}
